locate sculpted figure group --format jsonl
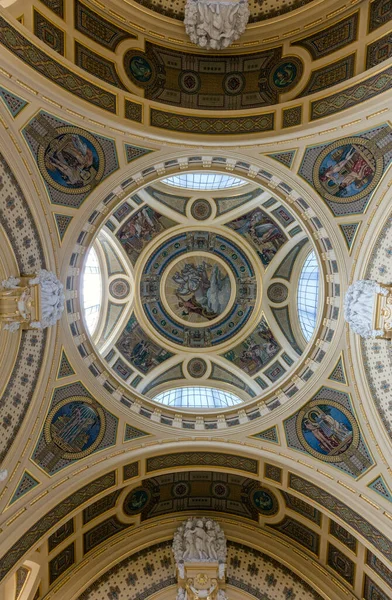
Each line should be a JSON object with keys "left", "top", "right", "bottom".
{"left": 184, "top": 0, "right": 249, "bottom": 50}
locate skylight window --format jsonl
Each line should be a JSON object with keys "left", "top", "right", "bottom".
{"left": 153, "top": 387, "right": 242, "bottom": 408}
{"left": 297, "top": 251, "right": 320, "bottom": 341}
{"left": 162, "top": 173, "right": 246, "bottom": 190}
{"left": 82, "top": 246, "right": 102, "bottom": 336}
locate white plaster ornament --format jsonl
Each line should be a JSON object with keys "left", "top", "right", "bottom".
{"left": 184, "top": 0, "right": 250, "bottom": 50}
{"left": 344, "top": 279, "right": 389, "bottom": 338}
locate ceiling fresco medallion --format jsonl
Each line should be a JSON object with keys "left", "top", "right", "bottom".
{"left": 139, "top": 230, "right": 259, "bottom": 349}
{"left": 313, "top": 137, "right": 384, "bottom": 204}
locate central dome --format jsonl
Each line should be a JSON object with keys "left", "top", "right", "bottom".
{"left": 80, "top": 172, "right": 322, "bottom": 409}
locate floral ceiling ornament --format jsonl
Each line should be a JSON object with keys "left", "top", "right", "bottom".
{"left": 344, "top": 279, "right": 392, "bottom": 339}
{"left": 184, "top": 0, "right": 250, "bottom": 50}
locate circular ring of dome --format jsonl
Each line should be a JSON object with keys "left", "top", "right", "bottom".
{"left": 153, "top": 386, "right": 243, "bottom": 409}
{"left": 136, "top": 229, "right": 260, "bottom": 350}
{"left": 161, "top": 173, "right": 247, "bottom": 190}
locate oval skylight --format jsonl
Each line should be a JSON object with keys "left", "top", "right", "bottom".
{"left": 297, "top": 250, "right": 320, "bottom": 341}
{"left": 153, "top": 387, "right": 242, "bottom": 409}
{"left": 162, "top": 173, "right": 246, "bottom": 190}
{"left": 82, "top": 246, "right": 102, "bottom": 336}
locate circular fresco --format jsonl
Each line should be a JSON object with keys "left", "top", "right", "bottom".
{"left": 124, "top": 51, "right": 156, "bottom": 87}
{"left": 250, "top": 487, "right": 278, "bottom": 515}
{"left": 269, "top": 57, "right": 303, "bottom": 92}
{"left": 296, "top": 399, "right": 359, "bottom": 463}
{"left": 38, "top": 127, "right": 104, "bottom": 194}
{"left": 187, "top": 358, "right": 208, "bottom": 378}
{"left": 163, "top": 254, "right": 233, "bottom": 326}
{"left": 44, "top": 396, "right": 105, "bottom": 460}
{"left": 191, "top": 199, "right": 212, "bottom": 220}
{"left": 139, "top": 230, "right": 258, "bottom": 348}
{"left": 313, "top": 137, "right": 383, "bottom": 203}
{"left": 179, "top": 71, "right": 201, "bottom": 94}
{"left": 124, "top": 487, "right": 151, "bottom": 514}
{"left": 223, "top": 73, "right": 245, "bottom": 96}
{"left": 267, "top": 282, "right": 288, "bottom": 303}
{"left": 109, "top": 278, "right": 130, "bottom": 300}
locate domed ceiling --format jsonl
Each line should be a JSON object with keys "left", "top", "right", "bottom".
{"left": 82, "top": 174, "right": 320, "bottom": 407}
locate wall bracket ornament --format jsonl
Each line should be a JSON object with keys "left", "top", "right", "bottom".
{"left": 173, "top": 518, "right": 228, "bottom": 599}
{"left": 184, "top": 0, "right": 250, "bottom": 50}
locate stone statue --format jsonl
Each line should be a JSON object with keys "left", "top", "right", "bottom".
{"left": 173, "top": 517, "right": 227, "bottom": 565}
{"left": 176, "top": 588, "right": 187, "bottom": 600}
{"left": 184, "top": 0, "right": 249, "bottom": 50}
{"left": 0, "top": 270, "right": 64, "bottom": 332}
{"left": 344, "top": 279, "right": 391, "bottom": 338}
{"left": 0, "top": 469, "right": 7, "bottom": 482}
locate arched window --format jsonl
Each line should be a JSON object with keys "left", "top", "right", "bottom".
{"left": 162, "top": 172, "right": 246, "bottom": 190}
{"left": 297, "top": 250, "right": 320, "bottom": 341}
{"left": 82, "top": 246, "right": 102, "bottom": 336}
{"left": 153, "top": 387, "right": 242, "bottom": 408}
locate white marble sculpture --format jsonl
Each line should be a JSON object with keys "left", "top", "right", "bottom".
{"left": 344, "top": 279, "right": 389, "bottom": 338}
{"left": 0, "top": 270, "right": 65, "bottom": 332}
{"left": 184, "top": 0, "right": 249, "bottom": 50}
{"left": 0, "top": 469, "right": 7, "bottom": 482}
{"left": 173, "top": 517, "right": 227, "bottom": 575}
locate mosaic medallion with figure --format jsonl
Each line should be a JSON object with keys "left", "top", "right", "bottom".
{"left": 139, "top": 230, "right": 259, "bottom": 348}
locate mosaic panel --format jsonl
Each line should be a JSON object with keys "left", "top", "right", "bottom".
{"left": 142, "top": 363, "right": 184, "bottom": 395}
{"left": 223, "top": 318, "right": 280, "bottom": 376}
{"left": 284, "top": 387, "right": 373, "bottom": 477}
{"left": 75, "top": 42, "right": 127, "bottom": 90}
{"left": 298, "top": 54, "right": 355, "bottom": 98}
{"left": 39, "top": 0, "right": 64, "bottom": 18}
{"left": 116, "top": 313, "right": 173, "bottom": 375}
{"left": 145, "top": 185, "right": 189, "bottom": 215}
{"left": 32, "top": 382, "right": 118, "bottom": 474}
{"left": 102, "top": 303, "right": 126, "bottom": 341}
{"left": 124, "top": 424, "right": 149, "bottom": 441}
{"left": 282, "top": 105, "right": 302, "bottom": 128}
{"left": 188, "top": 358, "right": 207, "bottom": 378}
{"left": 226, "top": 207, "right": 287, "bottom": 267}
{"left": 293, "top": 13, "right": 358, "bottom": 59}
{"left": 339, "top": 222, "right": 360, "bottom": 252}
{"left": 367, "top": 550, "right": 392, "bottom": 589}
{"left": 49, "top": 542, "right": 75, "bottom": 584}
{"left": 209, "top": 364, "right": 255, "bottom": 397}
{"left": 214, "top": 188, "right": 261, "bottom": 216}
{"left": 125, "top": 99, "right": 143, "bottom": 123}
{"left": 112, "top": 356, "right": 132, "bottom": 381}
{"left": 150, "top": 108, "right": 274, "bottom": 135}
{"left": 147, "top": 452, "right": 258, "bottom": 474}
{"left": 271, "top": 306, "right": 303, "bottom": 355}
{"left": 0, "top": 17, "right": 116, "bottom": 112}
{"left": 15, "top": 566, "right": 29, "bottom": 600}
{"left": 82, "top": 490, "right": 121, "bottom": 525}
{"left": 369, "top": 0, "right": 392, "bottom": 32}
{"left": 100, "top": 238, "right": 125, "bottom": 275}
{"left": 57, "top": 349, "right": 75, "bottom": 379}
{"left": 48, "top": 518, "right": 74, "bottom": 552}
{"left": 264, "top": 463, "right": 282, "bottom": 483}
{"left": 123, "top": 461, "right": 139, "bottom": 481}
{"left": 299, "top": 125, "right": 392, "bottom": 216}
{"left": 252, "top": 427, "right": 279, "bottom": 443}
{"left": 191, "top": 199, "right": 212, "bottom": 220}
{"left": 268, "top": 516, "right": 320, "bottom": 554}
{"left": 273, "top": 237, "right": 308, "bottom": 280}
{"left": 125, "top": 144, "right": 153, "bottom": 163}
{"left": 33, "top": 10, "right": 64, "bottom": 55}
{"left": 311, "top": 66, "right": 392, "bottom": 121}
{"left": 9, "top": 471, "right": 39, "bottom": 505}
{"left": 116, "top": 205, "right": 177, "bottom": 265}
{"left": 367, "top": 33, "right": 392, "bottom": 68}
{"left": 0, "top": 86, "right": 27, "bottom": 117}
{"left": 54, "top": 213, "right": 73, "bottom": 242}
{"left": 74, "top": 0, "right": 135, "bottom": 50}
{"left": 271, "top": 206, "right": 295, "bottom": 228}
{"left": 361, "top": 212, "right": 392, "bottom": 441}
{"left": 328, "top": 356, "right": 347, "bottom": 384}
{"left": 84, "top": 516, "right": 131, "bottom": 554}
{"left": 289, "top": 473, "right": 392, "bottom": 561}
{"left": 368, "top": 476, "right": 392, "bottom": 503}
{"left": 329, "top": 520, "right": 357, "bottom": 552}
{"left": 266, "top": 151, "right": 296, "bottom": 169}
{"left": 282, "top": 491, "right": 321, "bottom": 525}
{"left": 0, "top": 472, "right": 116, "bottom": 582}
{"left": 363, "top": 576, "right": 389, "bottom": 600}
{"left": 23, "top": 112, "right": 118, "bottom": 208}
{"left": 327, "top": 543, "right": 355, "bottom": 585}
{"left": 267, "top": 282, "right": 288, "bottom": 303}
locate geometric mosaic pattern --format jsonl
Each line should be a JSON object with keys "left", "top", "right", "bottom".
{"left": 327, "top": 543, "right": 355, "bottom": 586}
{"left": 125, "top": 144, "right": 153, "bottom": 163}
{"left": 266, "top": 150, "right": 296, "bottom": 169}
{"left": 33, "top": 10, "right": 65, "bottom": 55}
{"left": 268, "top": 516, "right": 320, "bottom": 554}
{"left": 56, "top": 349, "right": 75, "bottom": 379}
{"left": 124, "top": 424, "right": 150, "bottom": 442}
{"left": 0, "top": 85, "right": 27, "bottom": 117}
{"left": 368, "top": 476, "right": 392, "bottom": 504}
{"left": 251, "top": 426, "right": 279, "bottom": 443}
{"left": 54, "top": 214, "right": 73, "bottom": 243}
{"left": 328, "top": 355, "right": 347, "bottom": 385}
{"left": 9, "top": 471, "right": 40, "bottom": 505}
{"left": 339, "top": 223, "right": 360, "bottom": 253}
